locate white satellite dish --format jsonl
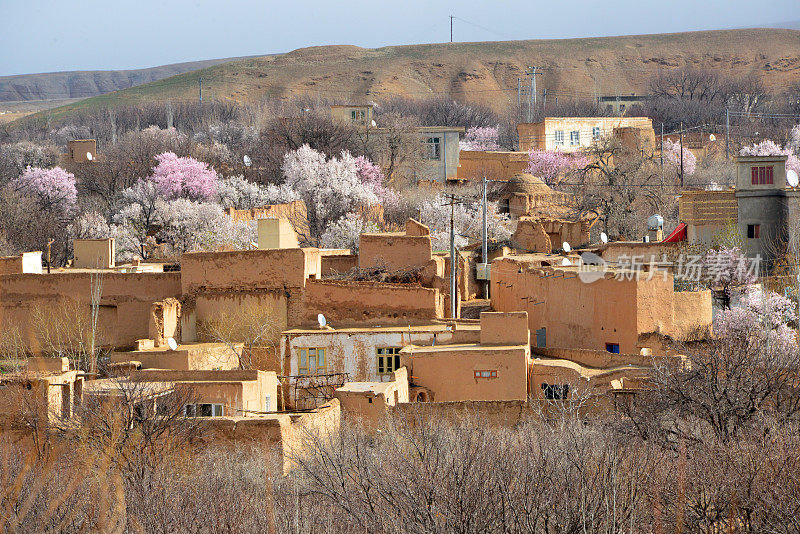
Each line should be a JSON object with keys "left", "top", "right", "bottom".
{"left": 317, "top": 313, "right": 327, "bottom": 328}
{"left": 787, "top": 169, "right": 799, "bottom": 188}
{"left": 243, "top": 155, "right": 252, "bottom": 167}
{"left": 709, "top": 134, "right": 716, "bottom": 142}
{"left": 600, "top": 232, "right": 609, "bottom": 244}
{"left": 167, "top": 337, "right": 178, "bottom": 351}
{"left": 561, "top": 258, "right": 571, "bottom": 266}
{"left": 371, "top": 120, "right": 377, "bottom": 127}
{"left": 86, "top": 152, "right": 93, "bottom": 161}
{"left": 562, "top": 241, "right": 571, "bottom": 253}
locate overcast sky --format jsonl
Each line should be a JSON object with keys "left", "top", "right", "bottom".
{"left": 1, "top": 0, "right": 797, "bottom": 76}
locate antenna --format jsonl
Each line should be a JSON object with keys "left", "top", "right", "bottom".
{"left": 243, "top": 155, "right": 252, "bottom": 167}
{"left": 562, "top": 241, "right": 571, "bottom": 253}
{"left": 86, "top": 152, "right": 93, "bottom": 161}
{"left": 787, "top": 169, "right": 799, "bottom": 188}
{"left": 317, "top": 313, "right": 327, "bottom": 328}
{"left": 167, "top": 337, "right": 178, "bottom": 351}
{"left": 600, "top": 232, "right": 609, "bottom": 244}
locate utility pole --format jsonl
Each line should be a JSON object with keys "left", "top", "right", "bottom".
{"left": 448, "top": 195, "right": 457, "bottom": 319}
{"left": 450, "top": 16, "right": 453, "bottom": 43}
{"left": 660, "top": 123, "right": 664, "bottom": 167}
{"left": 679, "top": 122, "right": 684, "bottom": 188}
{"left": 542, "top": 88, "right": 547, "bottom": 113}
{"left": 481, "top": 176, "right": 489, "bottom": 299}
{"left": 725, "top": 108, "right": 730, "bottom": 158}
{"left": 517, "top": 78, "right": 521, "bottom": 113}
{"left": 199, "top": 77, "right": 203, "bottom": 103}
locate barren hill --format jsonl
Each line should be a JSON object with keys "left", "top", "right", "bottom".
{"left": 0, "top": 56, "right": 256, "bottom": 102}
{"left": 27, "top": 29, "right": 800, "bottom": 118}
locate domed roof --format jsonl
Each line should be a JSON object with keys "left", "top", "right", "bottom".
{"left": 504, "top": 173, "right": 552, "bottom": 195}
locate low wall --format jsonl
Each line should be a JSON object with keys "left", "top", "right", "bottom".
{"left": 302, "top": 279, "right": 443, "bottom": 325}
{"left": 391, "top": 400, "right": 534, "bottom": 427}
{"left": 181, "top": 248, "right": 320, "bottom": 294}
{"left": 531, "top": 347, "right": 660, "bottom": 369}
{"left": 358, "top": 234, "right": 432, "bottom": 271}
{"left": 321, "top": 254, "right": 358, "bottom": 276}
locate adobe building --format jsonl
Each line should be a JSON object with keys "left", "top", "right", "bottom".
{"left": 107, "top": 342, "right": 242, "bottom": 372}
{"left": 401, "top": 312, "right": 531, "bottom": 402}
{"left": 0, "top": 251, "right": 42, "bottom": 275}
{"left": 490, "top": 254, "right": 712, "bottom": 355}
{"left": 456, "top": 151, "right": 529, "bottom": 182}
{"left": 334, "top": 367, "right": 409, "bottom": 427}
{"left": 678, "top": 189, "right": 738, "bottom": 245}
{"left": 73, "top": 238, "right": 115, "bottom": 269}
{"left": 86, "top": 369, "right": 280, "bottom": 416}
{"left": 495, "top": 173, "right": 573, "bottom": 219}
{"left": 0, "top": 358, "right": 83, "bottom": 428}
{"left": 598, "top": 95, "right": 649, "bottom": 116}
{"left": 65, "top": 139, "right": 97, "bottom": 164}
{"left": 517, "top": 117, "right": 654, "bottom": 153}
{"left": 227, "top": 200, "right": 309, "bottom": 240}
{"left": 0, "top": 269, "right": 182, "bottom": 349}
{"left": 330, "top": 104, "right": 374, "bottom": 126}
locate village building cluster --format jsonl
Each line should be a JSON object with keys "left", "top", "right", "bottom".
{"left": 0, "top": 104, "right": 794, "bottom": 464}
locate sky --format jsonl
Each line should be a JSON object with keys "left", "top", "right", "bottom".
{"left": 1, "top": 0, "right": 798, "bottom": 76}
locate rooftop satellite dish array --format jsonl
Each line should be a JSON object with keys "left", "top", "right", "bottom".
{"left": 788, "top": 169, "right": 799, "bottom": 188}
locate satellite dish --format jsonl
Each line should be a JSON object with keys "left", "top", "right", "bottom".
{"left": 317, "top": 313, "right": 327, "bottom": 328}
{"left": 600, "top": 232, "right": 609, "bottom": 244}
{"left": 243, "top": 155, "right": 252, "bottom": 167}
{"left": 86, "top": 152, "right": 93, "bottom": 161}
{"left": 709, "top": 134, "right": 716, "bottom": 142}
{"left": 787, "top": 169, "right": 799, "bottom": 188}
{"left": 562, "top": 241, "right": 571, "bottom": 253}
{"left": 647, "top": 214, "right": 664, "bottom": 230}
{"left": 167, "top": 337, "right": 178, "bottom": 351}
{"left": 371, "top": 120, "right": 377, "bottom": 127}
{"left": 561, "top": 258, "right": 571, "bottom": 266}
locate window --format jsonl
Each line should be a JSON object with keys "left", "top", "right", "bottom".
{"left": 592, "top": 127, "right": 601, "bottom": 141}
{"left": 619, "top": 104, "right": 626, "bottom": 113}
{"left": 605, "top": 105, "right": 613, "bottom": 113}
{"left": 605, "top": 343, "right": 620, "bottom": 354}
{"left": 265, "top": 394, "right": 272, "bottom": 412}
{"left": 377, "top": 347, "right": 401, "bottom": 380}
{"left": 569, "top": 130, "right": 580, "bottom": 146}
{"left": 350, "top": 110, "right": 365, "bottom": 121}
{"left": 541, "top": 383, "right": 569, "bottom": 400}
{"left": 185, "top": 403, "right": 224, "bottom": 417}
{"left": 298, "top": 348, "right": 326, "bottom": 375}
{"left": 535, "top": 327, "right": 547, "bottom": 348}
{"left": 425, "top": 137, "right": 441, "bottom": 160}
{"left": 747, "top": 224, "right": 760, "bottom": 239}
{"left": 554, "top": 130, "right": 565, "bottom": 146}
{"left": 750, "top": 166, "right": 774, "bottom": 185}
{"left": 474, "top": 370, "right": 498, "bottom": 379}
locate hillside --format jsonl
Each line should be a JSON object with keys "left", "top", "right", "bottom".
{"left": 0, "top": 56, "right": 257, "bottom": 102}
{"left": 25, "top": 28, "right": 800, "bottom": 119}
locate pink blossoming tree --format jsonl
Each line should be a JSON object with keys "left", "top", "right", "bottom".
{"left": 460, "top": 126, "right": 500, "bottom": 151}
{"left": 663, "top": 139, "right": 697, "bottom": 177}
{"left": 150, "top": 152, "right": 218, "bottom": 200}
{"left": 526, "top": 149, "right": 589, "bottom": 186}
{"left": 354, "top": 155, "right": 399, "bottom": 209}
{"left": 739, "top": 138, "right": 800, "bottom": 177}
{"left": 12, "top": 166, "right": 77, "bottom": 213}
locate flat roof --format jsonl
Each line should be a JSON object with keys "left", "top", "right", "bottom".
{"left": 336, "top": 381, "right": 395, "bottom": 394}
{"left": 284, "top": 323, "right": 452, "bottom": 335}
{"left": 403, "top": 343, "right": 526, "bottom": 355}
